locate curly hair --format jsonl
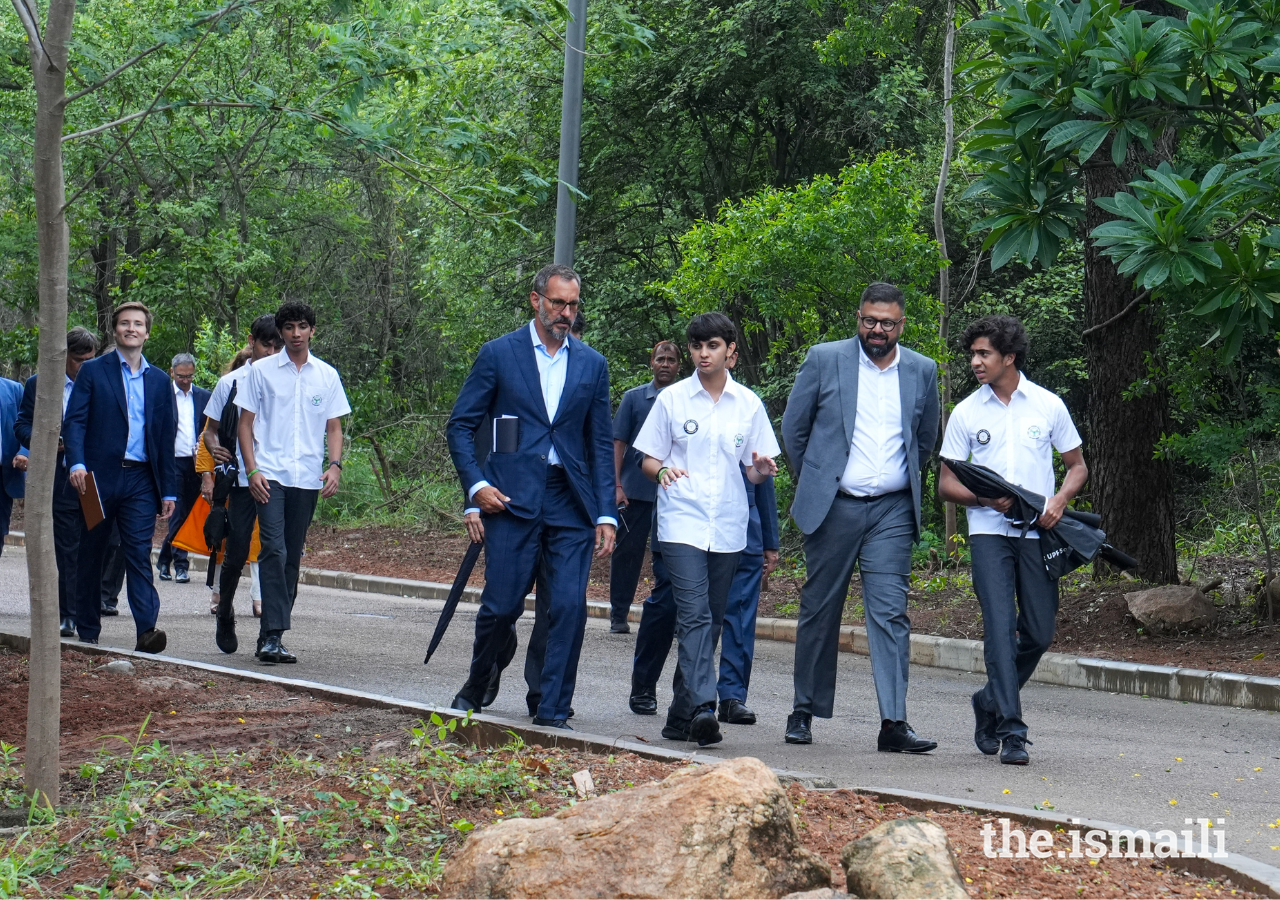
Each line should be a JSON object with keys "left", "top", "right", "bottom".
{"left": 961, "top": 314, "right": 1028, "bottom": 370}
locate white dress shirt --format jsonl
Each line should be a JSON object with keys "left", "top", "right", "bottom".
{"left": 63, "top": 373, "right": 74, "bottom": 415}
{"left": 940, "top": 373, "right": 1082, "bottom": 538}
{"left": 206, "top": 364, "right": 256, "bottom": 487}
{"left": 839, "top": 342, "right": 909, "bottom": 497}
{"left": 235, "top": 351, "right": 351, "bottom": 489}
{"left": 632, "top": 371, "right": 780, "bottom": 553}
{"left": 466, "top": 321, "right": 616, "bottom": 527}
{"left": 173, "top": 383, "right": 197, "bottom": 458}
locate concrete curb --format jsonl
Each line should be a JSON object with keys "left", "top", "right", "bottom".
{"left": 3, "top": 631, "right": 1277, "bottom": 897}
{"left": 6, "top": 531, "right": 1279, "bottom": 713}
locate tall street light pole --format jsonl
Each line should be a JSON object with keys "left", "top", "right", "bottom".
{"left": 553, "top": 0, "right": 587, "bottom": 267}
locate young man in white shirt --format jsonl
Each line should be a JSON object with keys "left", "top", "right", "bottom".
{"left": 236, "top": 303, "right": 350, "bottom": 664}
{"left": 939, "top": 314, "right": 1087, "bottom": 766}
{"left": 203, "top": 314, "right": 281, "bottom": 654}
{"left": 633, "top": 312, "right": 780, "bottom": 747}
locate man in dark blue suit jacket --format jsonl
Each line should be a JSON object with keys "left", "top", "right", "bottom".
{"left": 0, "top": 377, "right": 25, "bottom": 557}
{"left": 446, "top": 263, "right": 616, "bottom": 728}
{"left": 156, "top": 352, "right": 212, "bottom": 583}
{"left": 14, "top": 327, "right": 101, "bottom": 636}
{"left": 63, "top": 303, "right": 178, "bottom": 652}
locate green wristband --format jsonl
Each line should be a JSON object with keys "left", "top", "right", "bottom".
{"left": 657, "top": 466, "right": 670, "bottom": 482}
{"left": 248, "top": 468, "right": 260, "bottom": 478}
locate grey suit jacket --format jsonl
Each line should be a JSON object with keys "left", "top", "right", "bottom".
{"left": 781, "top": 339, "right": 940, "bottom": 538}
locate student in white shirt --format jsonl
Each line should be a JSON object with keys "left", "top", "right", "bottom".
{"left": 236, "top": 303, "right": 350, "bottom": 665}
{"left": 633, "top": 313, "right": 780, "bottom": 747}
{"left": 203, "top": 315, "right": 281, "bottom": 653}
{"left": 939, "top": 314, "right": 1087, "bottom": 766}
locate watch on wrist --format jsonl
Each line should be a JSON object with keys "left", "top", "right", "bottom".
{"left": 329, "top": 460, "right": 343, "bottom": 470}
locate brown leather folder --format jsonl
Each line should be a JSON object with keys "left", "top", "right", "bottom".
{"left": 78, "top": 471, "right": 105, "bottom": 530}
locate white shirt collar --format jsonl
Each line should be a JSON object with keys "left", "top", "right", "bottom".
{"left": 857, "top": 339, "right": 900, "bottom": 372}
{"left": 173, "top": 381, "right": 193, "bottom": 397}
{"left": 277, "top": 349, "right": 311, "bottom": 369}
{"left": 690, "top": 369, "right": 740, "bottom": 400}
{"left": 978, "top": 371, "right": 1027, "bottom": 405}
{"left": 116, "top": 350, "right": 150, "bottom": 374}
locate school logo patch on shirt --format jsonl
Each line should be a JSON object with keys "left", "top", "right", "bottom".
{"left": 976, "top": 429, "right": 991, "bottom": 445}
{"left": 735, "top": 433, "right": 744, "bottom": 447}
{"left": 1026, "top": 424, "right": 1042, "bottom": 440}
{"left": 683, "top": 419, "right": 699, "bottom": 434}
{"left": 311, "top": 394, "right": 324, "bottom": 407}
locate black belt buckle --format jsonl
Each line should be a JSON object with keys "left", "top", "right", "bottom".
{"left": 121, "top": 459, "right": 147, "bottom": 469}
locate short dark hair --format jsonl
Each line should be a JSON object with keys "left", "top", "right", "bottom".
{"left": 532, "top": 263, "right": 581, "bottom": 297}
{"left": 250, "top": 313, "right": 282, "bottom": 348}
{"left": 686, "top": 312, "right": 737, "bottom": 346}
{"left": 274, "top": 301, "right": 316, "bottom": 331}
{"left": 860, "top": 282, "right": 905, "bottom": 310}
{"left": 571, "top": 311, "right": 586, "bottom": 337}
{"left": 111, "top": 301, "right": 153, "bottom": 331}
{"left": 66, "top": 326, "right": 98, "bottom": 357}
{"left": 962, "top": 314, "right": 1028, "bottom": 370}
{"left": 652, "top": 340, "right": 680, "bottom": 359}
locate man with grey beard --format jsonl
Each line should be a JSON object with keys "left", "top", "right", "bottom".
{"left": 780, "top": 282, "right": 940, "bottom": 751}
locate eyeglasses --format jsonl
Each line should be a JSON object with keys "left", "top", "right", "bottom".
{"left": 536, "top": 292, "right": 582, "bottom": 314}
{"left": 858, "top": 316, "right": 904, "bottom": 332}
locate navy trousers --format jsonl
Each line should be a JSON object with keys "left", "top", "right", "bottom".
{"left": 631, "top": 548, "right": 676, "bottom": 690}
{"left": 158, "top": 457, "right": 201, "bottom": 572}
{"left": 717, "top": 552, "right": 763, "bottom": 702}
{"left": 608, "top": 499, "right": 653, "bottom": 624}
{"left": 75, "top": 466, "right": 161, "bottom": 640}
{"left": 465, "top": 467, "right": 594, "bottom": 721}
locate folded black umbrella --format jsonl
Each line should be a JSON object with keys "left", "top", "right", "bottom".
{"left": 941, "top": 458, "right": 1139, "bottom": 579}
{"left": 424, "top": 538, "right": 484, "bottom": 664}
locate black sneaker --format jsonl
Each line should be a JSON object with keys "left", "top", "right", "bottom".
{"left": 661, "top": 717, "right": 692, "bottom": 741}
{"left": 784, "top": 710, "right": 812, "bottom": 744}
{"left": 689, "top": 707, "right": 722, "bottom": 746}
{"left": 215, "top": 615, "right": 238, "bottom": 654}
{"left": 972, "top": 692, "right": 999, "bottom": 755}
{"left": 1000, "top": 735, "right": 1032, "bottom": 765}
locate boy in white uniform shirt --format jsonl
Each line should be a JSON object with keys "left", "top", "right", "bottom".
{"left": 939, "top": 315, "right": 1087, "bottom": 766}
{"left": 237, "top": 302, "right": 351, "bottom": 665}
{"left": 633, "top": 312, "right": 780, "bottom": 747}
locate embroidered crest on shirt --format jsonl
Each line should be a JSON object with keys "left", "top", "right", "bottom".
{"left": 683, "top": 419, "right": 699, "bottom": 434}
{"left": 311, "top": 394, "right": 323, "bottom": 407}
{"left": 976, "top": 429, "right": 991, "bottom": 445}
{"left": 734, "top": 433, "right": 744, "bottom": 447}
{"left": 1026, "top": 424, "right": 1042, "bottom": 440}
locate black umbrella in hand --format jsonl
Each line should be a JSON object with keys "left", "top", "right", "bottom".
{"left": 941, "top": 457, "right": 1140, "bottom": 579}
{"left": 424, "top": 538, "right": 483, "bottom": 664}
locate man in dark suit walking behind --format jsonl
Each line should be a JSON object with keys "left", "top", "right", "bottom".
{"left": 14, "top": 327, "right": 99, "bottom": 636}
{"left": 781, "top": 282, "right": 940, "bottom": 750}
{"left": 64, "top": 302, "right": 177, "bottom": 652}
{"left": 157, "top": 352, "right": 211, "bottom": 584}
{"left": 446, "top": 263, "right": 617, "bottom": 729}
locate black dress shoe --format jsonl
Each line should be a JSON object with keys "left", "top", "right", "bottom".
{"left": 689, "top": 707, "right": 722, "bottom": 746}
{"left": 481, "top": 670, "right": 502, "bottom": 708}
{"left": 175, "top": 570, "right": 190, "bottom": 584}
{"left": 629, "top": 686, "right": 658, "bottom": 716}
{"left": 1000, "top": 735, "right": 1031, "bottom": 765}
{"left": 610, "top": 621, "right": 631, "bottom": 634}
{"left": 157, "top": 564, "right": 171, "bottom": 581}
{"left": 718, "top": 698, "right": 757, "bottom": 725}
{"left": 215, "top": 615, "right": 238, "bottom": 654}
{"left": 451, "top": 691, "right": 481, "bottom": 713}
{"left": 877, "top": 720, "right": 937, "bottom": 753}
{"left": 661, "top": 717, "right": 691, "bottom": 741}
{"left": 254, "top": 635, "right": 266, "bottom": 659}
{"left": 79, "top": 635, "right": 98, "bottom": 645}
{"left": 257, "top": 636, "right": 295, "bottom": 664}
{"left": 135, "top": 628, "right": 167, "bottom": 654}
{"left": 531, "top": 716, "right": 572, "bottom": 730}
{"left": 100, "top": 604, "right": 119, "bottom": 617}
{"left": 784, "top": 711, "right": 813, "bottom": 744}
{"left": 59, "top": 617, "right": 75, "bottom": 637}
{"left": 972, "top": 692, "right": 999, "bottom": 755}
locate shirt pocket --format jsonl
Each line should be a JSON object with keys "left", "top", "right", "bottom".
{"left": 1017, "top": 416, "right": 1050, "bottom": 450}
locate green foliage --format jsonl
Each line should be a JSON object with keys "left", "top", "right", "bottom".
{"left": 191, "top": 318, "right": 242, "bottom": 389}
{"left": 659, "top": 153, "right": 942, "bottom": 403}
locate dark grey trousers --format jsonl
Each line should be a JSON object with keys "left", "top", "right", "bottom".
{"left": 255, "top": 481, "right": 318, "bottom": 635}
{"left": 657, "top": 542, "right": 740, "bottom": 722}
{"left": 970, "top": 534, "right": 1058, "bottom": 740}
{"left": 218, "top": 486, "right": 259, "bottom": 614}
{"left": 793, "top": 490, "right": 914, "bottom": 721}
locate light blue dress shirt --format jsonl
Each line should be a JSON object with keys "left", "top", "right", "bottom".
{"left": 120, "top": 351, "right": 150, "bottom": 462}
{"left": 63, "top": 373, "right": 74, "bottom": 415}
{"left": 465, "top": 321, "right": 615, "bottom": 527}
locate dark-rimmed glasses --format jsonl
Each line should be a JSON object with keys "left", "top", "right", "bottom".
{"left": 536, "top": 292, "right": 581, "bottom": 314}
{"left": 858, "top": 316, "right": 904, "bottom": 332}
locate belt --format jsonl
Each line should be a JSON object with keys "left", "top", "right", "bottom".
{"left": 837, "top": 487, "right": 907, "bottom": 501}
{"left": 121, "top": 459, "right": 148, "bottom": 469}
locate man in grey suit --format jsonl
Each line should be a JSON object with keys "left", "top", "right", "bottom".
{"left": 781, "top": 282, "right": 940, "bottom": 750}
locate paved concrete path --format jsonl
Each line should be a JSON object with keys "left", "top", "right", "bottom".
{"left": 1, "top": 547, "right": 1277, "bottom": 854}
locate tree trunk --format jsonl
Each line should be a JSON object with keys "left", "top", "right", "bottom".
{"left": 1082, "top": 161, "right": 1177, "bottom": 584}
{"left": 933, "top": 0, "right": 957, "bottom": 553}
{"left": 23, "top": 0, "right": 77, "bottom": 808}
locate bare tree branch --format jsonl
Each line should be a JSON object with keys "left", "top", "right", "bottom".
{"left": 1082, "top": 287, "right": 1152, "bottom": 337}
{"left": 10, "top": 0, "right": 49, "bottom": 66}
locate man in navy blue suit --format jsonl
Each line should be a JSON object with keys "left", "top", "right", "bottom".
{"left": 0, "top": 376, "right": 25, "bottom": 559}
{"left": 14, "top": 327, "right": 100, "bottom": 636}
{"left": 64, "top": 302, "right": 178, "bottom": 653}
{"left": 156, "top": 352, "right": 212, "bottom": 583}
{"left": 446, "top": 263, "right": 617, "bottom": 729}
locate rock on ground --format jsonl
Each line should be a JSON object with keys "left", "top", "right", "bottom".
{"left": 1125, "top": 586, "right": 1216, "bottom": 634}
{"left": 785, "top": 889, "right": 851, "bottom": 898}
{"left": 841, "top": 816, "right": 968, "bottom": 900}
{"left": 102, "top": 660, "right": 135, "bottom": 676}
{"left": 137, "top": 676, "right": 199, "bottom": 691}
{"left": 440, "top": 756, "right": 831, "bottom": 899}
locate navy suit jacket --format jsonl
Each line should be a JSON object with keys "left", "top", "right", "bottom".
{"left": 63, "top": 353, "right": 178, "bottom": 508}
{"left": 447, "top": 325, "right": 614, "bottom": 524}
{"left": 0, "top": 378, "right": 24, "bottom": 502}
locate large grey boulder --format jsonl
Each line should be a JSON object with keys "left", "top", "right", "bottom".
{"left": 1125, "top": 585, "right": 1216, "bottom": 633}
{"left": 440, "top": 756, "right": 831, "bottom": 898}
{"left": 841, "top": 817, "right": 968, "bottom": 900}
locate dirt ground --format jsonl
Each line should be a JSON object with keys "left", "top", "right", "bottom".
{"left": 0, "top": 647, "right": 1258, "bottom": 899}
